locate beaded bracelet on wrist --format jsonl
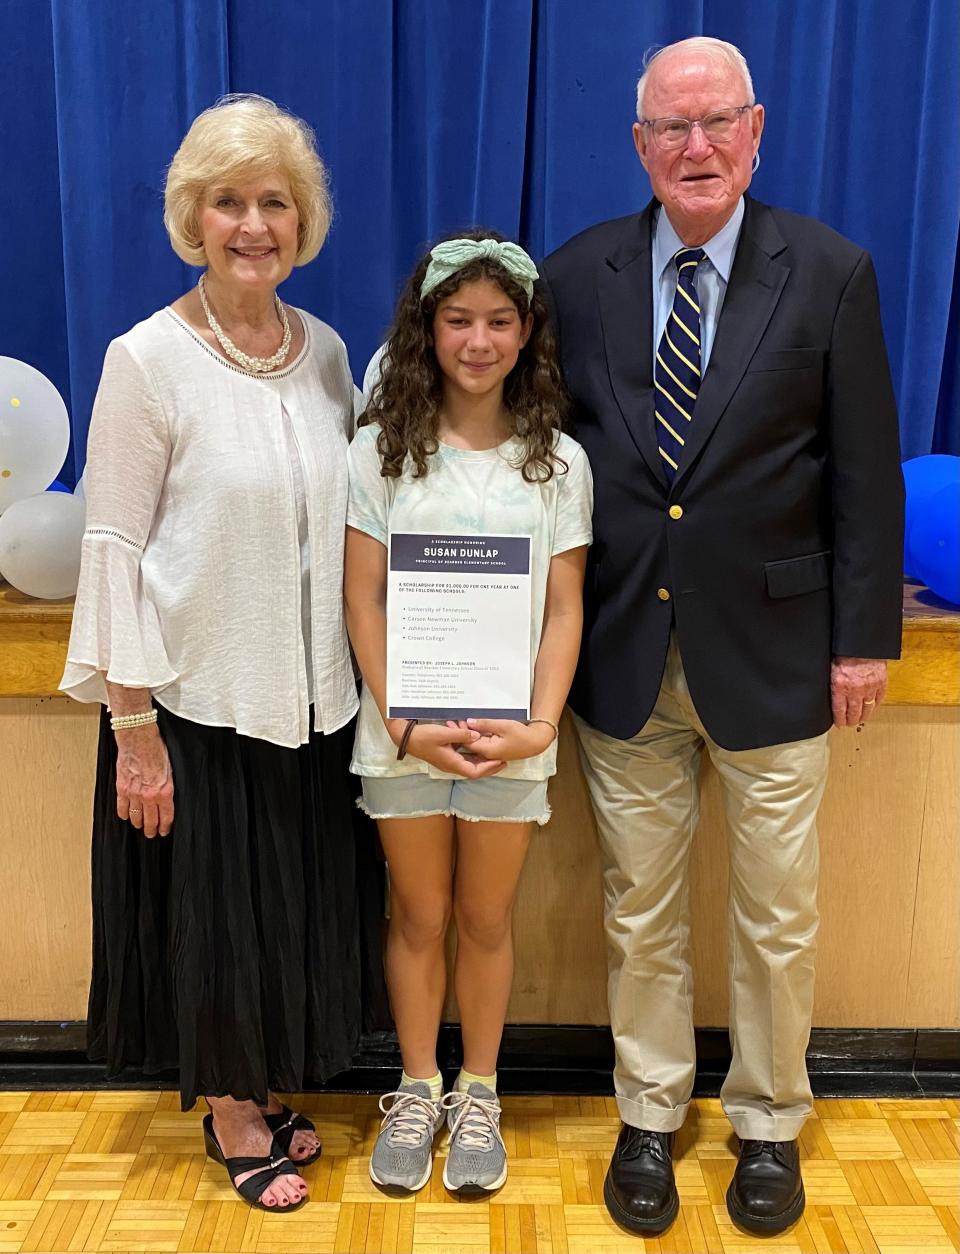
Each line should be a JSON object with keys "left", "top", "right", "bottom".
{"left": 110, "top": 709, "right": 158, "bottom": 731}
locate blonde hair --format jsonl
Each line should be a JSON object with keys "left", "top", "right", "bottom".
{"left": 636, "top": 37, "right": 755, "bottom": 120}
{"left": 164, "top": 94, "right": 332, "bottom": 267}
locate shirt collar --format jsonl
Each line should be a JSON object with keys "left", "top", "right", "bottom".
{"left": 653, "top": 196, "right": 745, "bottom": 283}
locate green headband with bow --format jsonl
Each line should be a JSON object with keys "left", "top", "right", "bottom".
{"left": 419, "top": 238, "right": 539, "bottom": 302}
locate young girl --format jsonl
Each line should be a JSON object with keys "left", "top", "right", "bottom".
{"left": 344, "top": 230, "right": 593, "bottom": 1195}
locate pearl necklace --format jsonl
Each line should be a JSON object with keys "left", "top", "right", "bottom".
{"left": 198, "top": 273, "right": 292, "bottom": 374}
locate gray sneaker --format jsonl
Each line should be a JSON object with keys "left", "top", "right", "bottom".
{"left": 369, "top": 1083, "right": 445, "bottom": 1192}
{"left": 441, "top": 1083, "right": 507, "bottom": 1194}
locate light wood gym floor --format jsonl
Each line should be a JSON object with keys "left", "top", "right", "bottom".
{"left": 0, "top": 1092, "right": 957, "bottom": 1253}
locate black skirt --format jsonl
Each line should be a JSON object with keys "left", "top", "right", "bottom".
{"left": 87, "top": 704, "right": 388, "bottom": 1109}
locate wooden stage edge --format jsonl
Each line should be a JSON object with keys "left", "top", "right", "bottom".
{"left": 1, "top": 578, "right": 958, "bottom": 704}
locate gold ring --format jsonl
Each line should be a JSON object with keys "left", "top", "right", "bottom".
{"left": 863, "top": 699, "right": 876, "bottom": 705}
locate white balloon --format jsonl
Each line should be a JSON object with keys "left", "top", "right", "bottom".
{"left": 0, "top": 491, "right": 86, "bottom": 599}
{"left": 0, "top": 358, "right": 70, "bottom": 514}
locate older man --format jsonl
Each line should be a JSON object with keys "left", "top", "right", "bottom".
{"left": 541, "top": 37, "right": 903, "bottom": 1237}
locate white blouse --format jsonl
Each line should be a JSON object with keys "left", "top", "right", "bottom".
{"left": 61, "top": 306, "right": 360, "bottom": 748}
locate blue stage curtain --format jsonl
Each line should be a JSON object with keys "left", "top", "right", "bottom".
{"left": 1, "top": 0, "right": 956, "bottom": 482}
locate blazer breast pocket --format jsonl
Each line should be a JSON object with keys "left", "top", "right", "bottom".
{"left": 764, "top": 551, "right": 832, "bottom": 599}
{"left": 749, "top": 347, "right": 820, "bottom": 373}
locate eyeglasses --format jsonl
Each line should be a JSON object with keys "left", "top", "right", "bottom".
{"left": 639, "top": 105, "right": 753, "bottom": 150}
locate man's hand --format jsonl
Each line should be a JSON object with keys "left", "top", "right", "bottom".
{"left": 830, "top": 657, "right": 888, "bottom": 727}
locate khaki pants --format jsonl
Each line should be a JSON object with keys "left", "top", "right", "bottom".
{"left": 573, "top": 637, "right": 829, "bottom": 1141}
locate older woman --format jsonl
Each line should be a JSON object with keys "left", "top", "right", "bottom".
{"left": 61, "top": 95, "right": 375, "bottom": 1212}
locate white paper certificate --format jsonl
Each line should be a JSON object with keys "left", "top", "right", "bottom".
{"left": 387, "top": 532, "right": 532, "bottom": 720}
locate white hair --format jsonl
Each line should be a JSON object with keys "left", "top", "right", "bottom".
{"left": 635, "top": 37, "right": 755, "bottom": 120}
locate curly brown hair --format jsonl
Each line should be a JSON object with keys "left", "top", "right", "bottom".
{"left": 360, "top": 228, "right": 569, "bottom": 482}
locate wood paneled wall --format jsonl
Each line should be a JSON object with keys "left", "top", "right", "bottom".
{"left": 1, "top": 697, "right": 957, "bottom": 1028}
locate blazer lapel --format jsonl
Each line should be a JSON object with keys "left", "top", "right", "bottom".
{"left": 597, "top": 202, "right": 668, "bottom": 489}
{"left": 674, "top": 198, "right": 790, "bottom": 489}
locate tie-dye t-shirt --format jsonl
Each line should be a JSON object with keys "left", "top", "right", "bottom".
{"left": 346, "top": 423, "right": 593, "bottom": 780}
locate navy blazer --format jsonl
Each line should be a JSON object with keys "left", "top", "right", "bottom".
{"left": 541, "top": 195, "right": 904, "bottom": 751}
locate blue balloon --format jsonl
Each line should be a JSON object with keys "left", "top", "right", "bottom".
{"left": 903, "top": 455, "right": 960, "bottom": 577}
{"left": 46, "top": 479, "right": 71, "bottom": 493}
{"left": 910, "top": 482, "right": 960, "bottom": 606}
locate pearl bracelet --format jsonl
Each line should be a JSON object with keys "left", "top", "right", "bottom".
{"left": 110, "top": 709, "right": 158, "bottom": 731}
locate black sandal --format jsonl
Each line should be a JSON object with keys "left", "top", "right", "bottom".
{"left": 264, "top": 1102, "right": 323, "bottom": 1167}
{"left": 202, "top": 1113, "right": 307, "bottom": 1212}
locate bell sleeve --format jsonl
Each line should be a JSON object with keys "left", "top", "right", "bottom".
{"left": 60, "top": 339, "right": 179, "bottom": 704}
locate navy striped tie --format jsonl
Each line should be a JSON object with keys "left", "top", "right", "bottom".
{"left": 655, "top": 247, "right": 706, "bottom": 479}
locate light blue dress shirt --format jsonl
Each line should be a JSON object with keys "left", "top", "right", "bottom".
{"left": 652, "top": 197, "right": 745, "bottom": 373}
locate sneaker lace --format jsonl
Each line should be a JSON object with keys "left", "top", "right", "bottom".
{"left": 441, "top": 1091, "right": 503, "bottom": 1151}
{"left": 378, "top": 1090, "right": 439, "bottom": 1147}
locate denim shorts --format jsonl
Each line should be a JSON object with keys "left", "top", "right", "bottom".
{"left": 358, "top": 773, "right": 551, "bottom": 825}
